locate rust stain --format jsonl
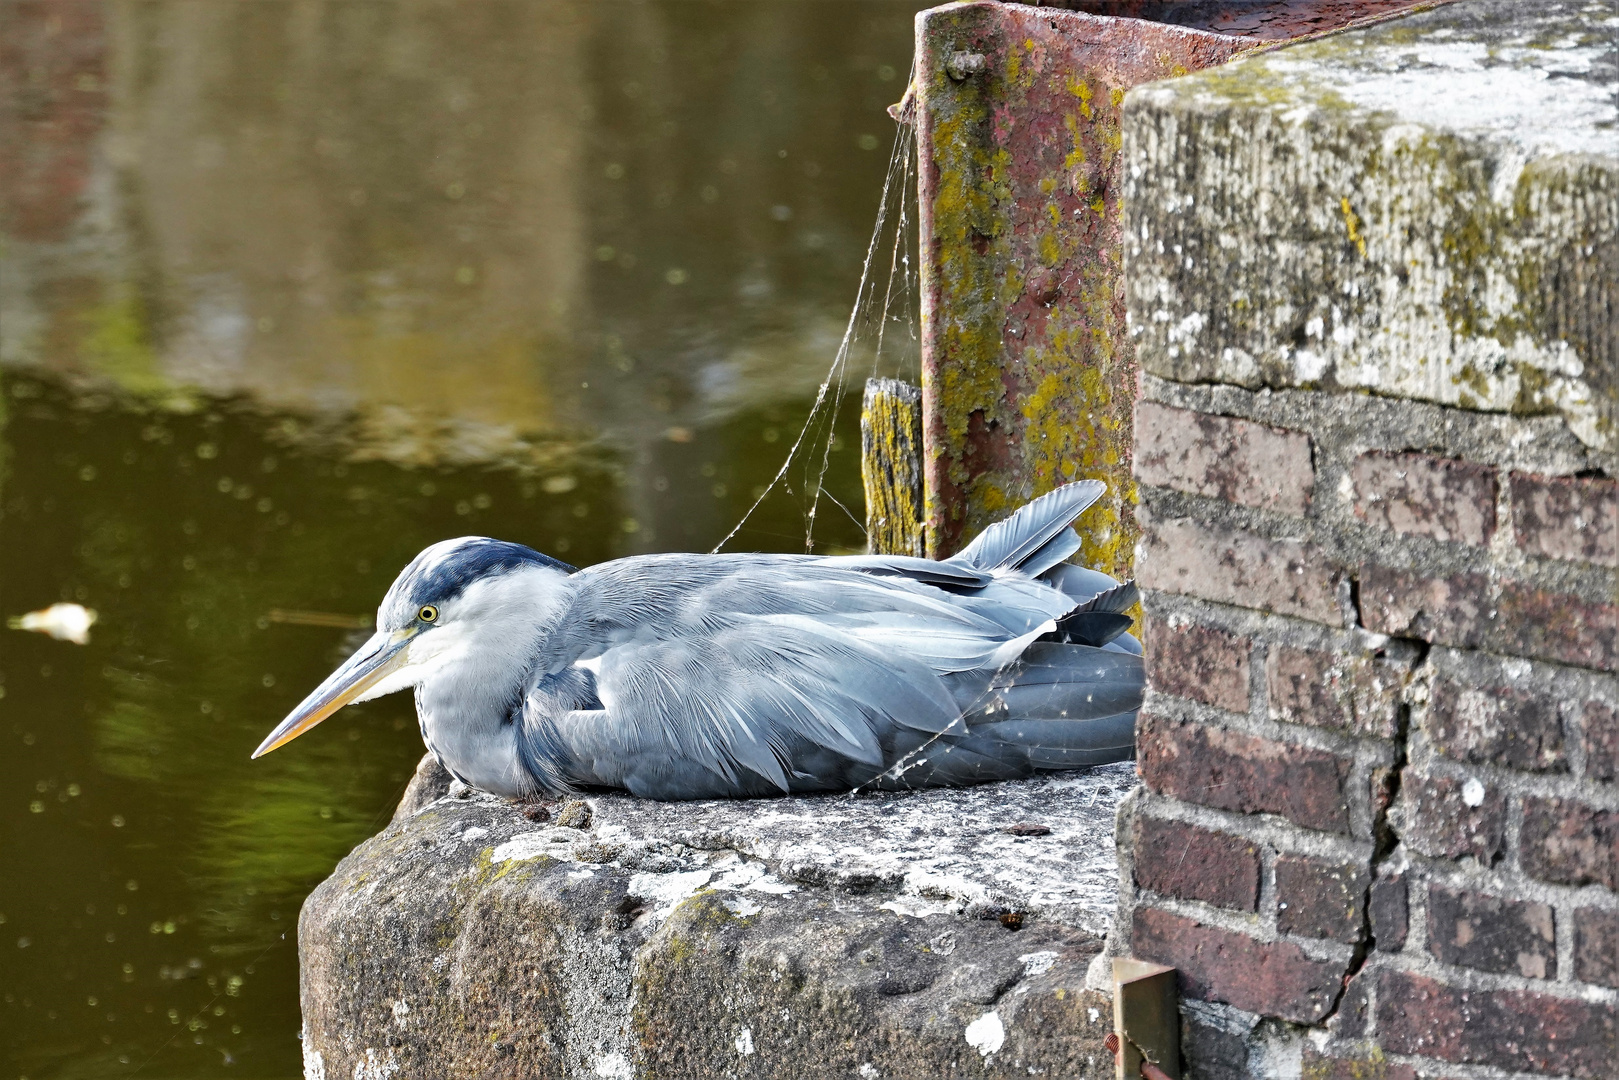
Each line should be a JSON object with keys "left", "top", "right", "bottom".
{"left": 1032, "top": 1, "right": 1436, "bottom": 42}
{"left": 915, "top": 3, "right": 1250, "bottom": 571}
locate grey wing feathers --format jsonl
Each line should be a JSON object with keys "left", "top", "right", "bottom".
{"left": 518, "top": 480, "right": 1140, "bottom": 799}
{"left": 543, "top": 617, "right": 960, "bottom": 799}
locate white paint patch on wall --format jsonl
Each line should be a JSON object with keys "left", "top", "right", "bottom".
{"left": 490, "top": 833, "right": 550, "bottom": 863}
{"left": 592, "top": 1052, "right": 634, "bottom": 1079}
{"left": 351, "top": 1048, "right": 400, "bottom": 1080}
{"left": 303, "top": 1040, "right": 327, "bottom": 1080}
{"left": 627, "top": 868, "right": 712, "bottom": 919}
{"left": 1019, "top": 950, "right": 1059, "bottom": 977}
{"left": 964, "top": 1011, "right": 1005, "bottom": 1057}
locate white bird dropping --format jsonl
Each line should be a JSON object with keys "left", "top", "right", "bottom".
{"left": 9, "top": 603, "right": 97, "bottom": 645}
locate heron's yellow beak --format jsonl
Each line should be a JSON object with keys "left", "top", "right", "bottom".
{"left": 251, "top": 627, "right": 416, "bottom": 759}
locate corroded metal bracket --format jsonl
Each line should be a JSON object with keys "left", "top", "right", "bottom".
{"left": 1112, "top": 958, "right": 1180, "bottom": 1080}
{"left": 912, "top": 3, "right": 1252, "bottom": 564}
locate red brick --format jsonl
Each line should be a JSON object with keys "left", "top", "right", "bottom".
{"left": 1144, "top": 616, "right": 1251, "bottom": 712}
{"left": 1137, "top": 711, "right": 1353, "bottom": 834}
{"left": 1352, "top": 451, "right": 1498, "bottom": 547}
{"left": 1400, "top": 771, "right": 1506, "bottom": 864}
{"left": 1585, "top": 700, "right": 1619, "bottom": 783}
{"left": 1330, "top": 973, "right": 1373, "bottom": 1039}
{"left": 1134, "top": 816, "right": 1261, "bottom": 912}
{"left": 1494, "top": 578, "right": 1618, "bottom": 673}
{"left": 1275, "top": 855, "right": 1368, "bottom": 943}
{"left": 1377, "top": 969, "right": 1618, "bottom": 1079}
{"left": 1359, "top": 567, "right": 1492, "bottom": 648}
{"left": 1134, "top": 402, "right": 1314, "bottom": 515}
{"left": 1130, "top": 906, "right": 1348, "bottom": 1025}
{"left": 1300, "top": 1046, "right": 1416, "bottom": 1080}
{"left": 1426, "top": 885, "right": 1557, "bottom": 979}
{"left": 1511, "top": 471, "right": 1619, "bottom": 567}
{"left": 1265, "top": 645, "right": 1401, "bottom": 739}
{"left": 1369, "top": 875, "right": 1408, "bottom": 951}
{"left": 1361, "top": 566, "right": 1617, "bottom": 672}
{"left": 1138, "top": 517, "right": 1342, "bottom": 624}
{"left": 1520, "top": 796, "right": 1619, "bottom": 890}
{"left": 1424, "top": 677, "right": 1565, "bottom": 773}
{"left": 1181, "top": 1013, "right": 1250, "bottom": 1077}
{"left": 1575, "top": 907, "right": 1619, "bottom": 989}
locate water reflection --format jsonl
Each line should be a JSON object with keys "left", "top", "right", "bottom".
{"left": 0, "top": 2, "right": 922, "bottom": 1075}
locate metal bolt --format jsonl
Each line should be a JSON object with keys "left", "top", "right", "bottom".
{"left": 946, "top": 51, "right": 987, "bottom": 81}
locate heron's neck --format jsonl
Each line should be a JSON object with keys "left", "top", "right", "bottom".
{"left": 412, "top": 566, "right": 571, "bottom": 797}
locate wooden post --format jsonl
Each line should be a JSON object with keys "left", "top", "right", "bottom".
{"left": 860, "top": 378, "right": 924, "bottom": 557}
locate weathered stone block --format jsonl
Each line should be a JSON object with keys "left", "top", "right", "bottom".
{"left": 1377, "top": 969, "right": 1618, "bottom": 1080}
{"left": 1274, "top": 855, "right": 1368, "bottom": 944}
{"left": 1134, "top": 401, "right": 1314, "bottom": 515}
{"left": 1137, "top": 517, "right": 1342, "bottom": 624}
{"left": 1265, "top": 645, "right": 1401, "bottom": 740}
{"left": 635, "top": 893, "right": 1113, "bottom": 1079}
{"left": 1520, "top": 796, "right": 1619, "bottom": 891}
{"left": 1181, "top": 1013, "right": 1250, "bottom": 1080}
{"left": 1351, "top": 451, "right": 1498, "bottom": 547}
{"left": 1137, "top": 712, "right": 1352, "bottom": 834}
{"left": 1122, "top": 4, "right": 1619, "bottom": 465}
{"left": 1399, "top": 771, "right": 1506, "bottom": 865}
{"left": 1425, "top": 885, "right": 1557, "bottom": 979}
{"left": 1574, "top": 907, "right": 1619, "bottom": 990}
{"left": 1424, "top": 676, "right": 1566, "bottom": 774}
{"left": 1511, "top": 472, "right": 1619, "bottom": 567}
{"left": 1133, "top": 815, "right": 1260, "bottom": 913}
{"left": 1143, "top": 616, "right": 1252, "bottom": 713}
{"left": 297, "top": 756, "right": 1136, "bottom": 1079}
{"left": 1130, "top": 907, "right": 1348, "bottom": 1025}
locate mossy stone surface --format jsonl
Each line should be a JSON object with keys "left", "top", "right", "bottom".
{"left": 298, "top": 755, "right": 1133, "bottom": 1078}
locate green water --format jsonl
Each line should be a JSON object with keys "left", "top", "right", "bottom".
{"left": 0, "top": 3, "right": 922, "bottom": 1075}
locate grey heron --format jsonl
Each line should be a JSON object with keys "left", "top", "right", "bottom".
{"left": 251, "top": 480, "right": 1143, "bottom": 800}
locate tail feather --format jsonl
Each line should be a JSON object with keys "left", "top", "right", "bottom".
{"left": 935, "top": 640, "right": 1143, "bottom": 775}
{"left": 1073, "top": 579, "right": 1139, "bottom": 615}
{"left": 966, "top": 714, "right": 1138, "bottom": 768}
{"left": 1040, "top": 562, "right": 1121, "bottom": 603}
{"left": 1015, "top": 527, "right": 1082, "bottom": 580}
{"left": 1046, "top": 582, "right": 1140, "bottom": 647}
{"left": 946, "top": 481, "right": 1104, "bottom": 574}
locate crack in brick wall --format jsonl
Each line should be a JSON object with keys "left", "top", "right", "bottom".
{"left": 1114, "top": 378, "right": 1619, "bottom": 1079}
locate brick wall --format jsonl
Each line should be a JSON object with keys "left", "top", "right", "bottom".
{"left": 1120, "top": 386, "right": 1618, "bottom": 1078}
{"left": 1107, "top": 4, "right": 1618, "bottom": 1077}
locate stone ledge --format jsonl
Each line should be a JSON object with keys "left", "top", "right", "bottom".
{"left": 1122, "top": 0, "right": 1619, "bottom": 465}
{"left": 298, "top": 755, "right": 1134, "bottom": 1079}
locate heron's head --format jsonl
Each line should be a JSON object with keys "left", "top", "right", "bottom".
{"left": 251, "top": 537, "right": 574, "bottom": 759}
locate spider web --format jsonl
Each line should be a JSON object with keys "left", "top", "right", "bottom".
{"left": 710, "top": 70, "right": 921, "bottom": 556}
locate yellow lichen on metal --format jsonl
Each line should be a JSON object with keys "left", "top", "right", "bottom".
{"left": 915, "top": 4, "right": 1249, "bottom": 576}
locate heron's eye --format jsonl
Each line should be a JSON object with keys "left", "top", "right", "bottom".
{"left": 418, "top": 605, "right": 438, "bottom": 623}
